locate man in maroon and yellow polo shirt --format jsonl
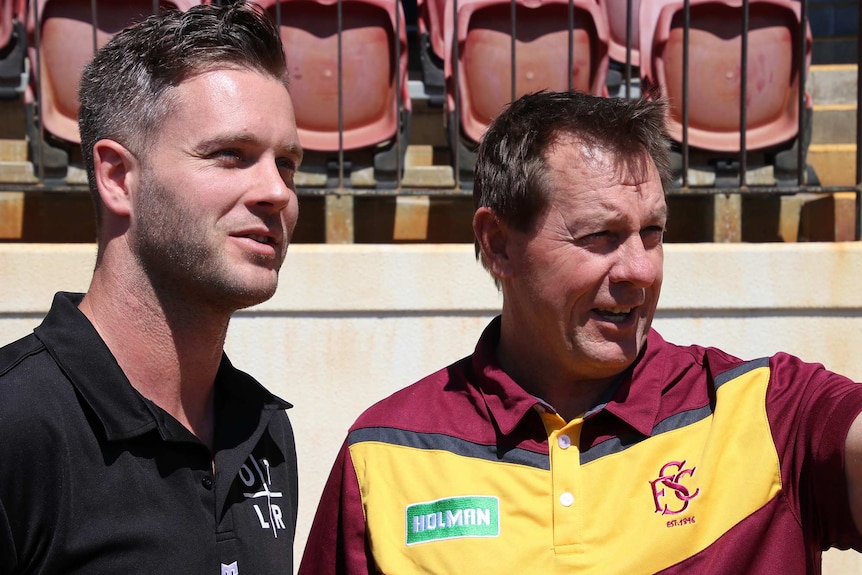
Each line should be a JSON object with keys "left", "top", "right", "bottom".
{"left": 298, "top": 90, "right": 862, "bottom": 574}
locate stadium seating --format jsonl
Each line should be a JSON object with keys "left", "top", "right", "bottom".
{"left": 639, "top": 0, "right": 812, "bottom": 165}
{"left": 416, "top": 0, "right": 447, "bottom": 102}
{"left": 252, "top": 0, "right": 411, "bottom": 187}
{"left": 442, "top": 0, "right": 609, "bottom": 180}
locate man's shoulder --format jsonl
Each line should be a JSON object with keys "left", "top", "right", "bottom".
{"left": 0, "top": 329, "right": 80, "bottom": 421}
{"left": 0, "top": 333, "right": 78, "bottom": 458}
{"left": 649, "top": 330, "right": 752, "bottom": 375}
{"left": 350, "top": 354, "right": 474, "bottom": 432}
{"left": 0, "top": 333, "right": 59, "bottom": 394}
{"left": 0, "top": 332, "right": 49, "bottom": 382}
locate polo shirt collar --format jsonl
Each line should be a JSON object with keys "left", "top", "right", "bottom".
{"left": 471, "top": 316, "right": 666, "bottom": 439}
{"left": 471, "top": 317, "right": 544, "bottom": 437}
{"left": 601, "top": 329, "right": 667, "bottom": 437}
{"left": 33, "top": 292, "right": 291, "bottom": 445}
{"left": 34, "top": 292, "right": 158, "bottom": 441}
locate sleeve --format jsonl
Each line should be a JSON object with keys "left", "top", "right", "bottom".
{"left": 297, "top": 439, "right": 376, "bottom": 575}
{"left": 766, "top": 353, "right": 862, "bottom": 550}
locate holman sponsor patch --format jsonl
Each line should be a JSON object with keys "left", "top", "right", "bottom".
{"left": 405, "top": 496, "right": 500, "bottom": 545}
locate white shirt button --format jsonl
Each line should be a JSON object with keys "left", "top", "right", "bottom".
{"left": 560, "top": 492, "right": 574, "bottom": 507}
{"left": 557, "top": 434, "right": 572, "bottom": 449}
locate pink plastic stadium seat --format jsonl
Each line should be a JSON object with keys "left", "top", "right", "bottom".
{"left": 419, "top": 0, "right": 447, "bottom": 64}
{"left": 416, "top": 0, "right": 447, "bottom": 102}
{"left": 252, "top": 0, "right": 411, "bottom": 154}
{"left": 0, "top": 0, "right": 27, "bottom": 97}
{"left": 639, "top": 0, "right": 812, "bottom": 153}
{"left": 0, "top": 0, "right": 15, "bottom": 51}
{"left": 444, "top": 0, "right": 610, "bottom": 146}
{"left": 26, "top": 0, "right": 205, "bottom": 145}
{"left": 599, "top": 0, "right": 641, "bottom": 67}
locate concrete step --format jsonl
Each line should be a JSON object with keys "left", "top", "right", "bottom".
{"left": 808, "top": 143, "right": 857, "bottom": 187}
{"left": 812, "top": 104, "right": 856, "bottom": 144}
{"left": 808, "top": 64, "right": 857, "bottom": 181}
{"left": 809, "top": 64, "right": 857, "bottom": 106}
{"left": 0, "top": 161, "right": 37, "bottom": 184}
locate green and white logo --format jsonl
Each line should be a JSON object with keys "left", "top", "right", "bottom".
{"left": 406, "top": 496, "right": 500, "bottom": 545}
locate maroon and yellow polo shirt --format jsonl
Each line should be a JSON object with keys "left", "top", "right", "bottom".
{"left": 299, "top": 317, "right": 862, "bottom": 574}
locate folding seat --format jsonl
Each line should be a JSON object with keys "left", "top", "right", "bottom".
{"left": 638, "top": 0, "right": 813, "bottom": 183}
{"left": 252, "top": 0, "right": 411, "bottom": 188}
{"left": 0, "top": 0, "right": 14, "bottom": 51}
{"left": 416, "top": 0, "right": 447, "bottom": 103}
{"left": 443, "top": 0, "right": 609, "bottom": 180}
{"left": 0, "top": 0, "right": 27, "bottom": 99}
{"left": 599, "top": 0, "right": 641, "bottom": 68}
{"left": 26, "top": 0, "right": 205, "bottom": 147}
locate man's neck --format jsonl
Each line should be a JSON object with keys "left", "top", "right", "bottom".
{"left": 496, "top": 318, "right": 620, "bottom": 423}
{"left": 78, "top": 267, "right": 230, "bottom": 451}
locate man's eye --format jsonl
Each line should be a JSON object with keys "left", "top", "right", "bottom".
{"left": 642, "top": 226, "right": 666, "bottom": 243}
{"left": 210, "top": 149, "right": 242, "bottom": 162}
{"left": 582, "top": 231, "right": 612, "bottom": 243}
{"left": 277, "top": 157, "right": 297, "bottom": 172}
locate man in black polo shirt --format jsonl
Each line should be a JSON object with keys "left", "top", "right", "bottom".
{"left": 0, "top": 2, "right": 303, "bottom": 573}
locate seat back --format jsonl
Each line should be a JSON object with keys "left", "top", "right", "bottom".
{"left": 253, "top": 0, "right": 410, "bottom": 152}
{"left": 444, "top": 0, "right": 609, "bottom": 144}
{"left": 0, "top": 0, "right": 14, "bottom": 50}
{"left": 418, "top": 0, "right": 447, "bottom": 62}
{"left": 599, "top": 0, "right": 641, "bottom": 67}
{"left": 639, "top": 0, "right": 812, "bottom": 152}
{"left": 27, "top": 0, "right": 204, "bottom": 144}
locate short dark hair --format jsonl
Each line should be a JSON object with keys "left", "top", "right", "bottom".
{"left": 78, "top": 1, "right": 288, "bottom": 224}
{"left": 473, "top": 90, "right": 672, "bottom": 235}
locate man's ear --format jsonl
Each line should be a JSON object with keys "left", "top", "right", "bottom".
{"left": 473, "top": 206, "right": 514, "bottom": 281}
{"left": 92, "top": 139, "right": 138, "bottom": 218}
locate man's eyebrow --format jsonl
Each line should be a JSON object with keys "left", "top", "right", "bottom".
{"left": 652, "top": 203, "right": 669, "bottom": 221}
{"left": 285, "top": 142, "right": 304, "bottom": 165}
{"left": 194, "top": 133, "right": 304, "bottom": 162}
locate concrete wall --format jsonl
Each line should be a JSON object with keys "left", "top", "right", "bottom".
{"left": 2, "top": 242, "right": 862, "bottom": 571}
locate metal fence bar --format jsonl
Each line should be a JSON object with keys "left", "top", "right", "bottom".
{"left": 857, "top": 0, "right": 862, "bottom": 239}
{"left": 567, "top": 0, "right": 574, "bottom": 92}
{"left": 681, "top": 0, "right": 690, "bottom": 188}
{"left": 739, "top": 0, "right": 749, "bottom": 188}
{"left": 90, "top": 0, "right": 98, "bottom": 53}
{"left": 510, "top": 0, "right": 516, "bottom": 101}
{"left": 394, "top": 0, "right": 403, "bottom": 190}
{"left": 624, "top": 0, "right": 632, "bottom": 99}
{"left": 453, "top": 0, "right": 461, "bottom": 190}
{"left": 798, "top": 0, "right": 808, "bottom": 186}
{"left": 31, "top": 0, "right": 44, "bottom": 182}
{"left": 337, "top": 0, "right": 344, "bottom": 189}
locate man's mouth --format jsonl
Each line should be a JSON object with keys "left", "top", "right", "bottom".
{"left": 245, "top": 234, "right": 274, "bottom": 245}
{"left": 595, "top": 308, "right": 634, "bottom": 323}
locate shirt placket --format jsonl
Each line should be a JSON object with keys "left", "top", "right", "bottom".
{"left": 539, "top": 410, "right": 585, "bottom": 553}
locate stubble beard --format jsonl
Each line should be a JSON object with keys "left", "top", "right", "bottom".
{"left": 131, "top": 172, "right": 281, "bottom": 314}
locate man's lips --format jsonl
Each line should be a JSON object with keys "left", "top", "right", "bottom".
{"left": 231, "top": 227, "right": 282, "bottom": 247}
{"left": 593, "top": 306, "right": 640, "bottom": 324}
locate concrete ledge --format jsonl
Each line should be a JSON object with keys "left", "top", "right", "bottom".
{"left": 5, "top": 242, "right": 862, "bottom": 313}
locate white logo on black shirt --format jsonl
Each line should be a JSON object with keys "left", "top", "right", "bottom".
{"left": 221, "top": 562, "right": 239, "bottom": 575}
{"left": 239, "top": 456, "right": 285, "bottom": 538}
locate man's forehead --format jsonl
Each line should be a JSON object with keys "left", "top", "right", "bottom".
{"left": 546, "top": 137, "right": 661, "bottom": 187}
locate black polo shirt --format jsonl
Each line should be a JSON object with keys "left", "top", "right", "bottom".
{"left": 0, "top": 292, "right": 297, "bottom": 574}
